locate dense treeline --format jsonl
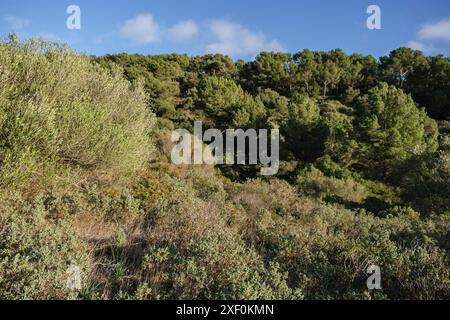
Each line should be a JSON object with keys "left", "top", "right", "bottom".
{"left": 95, "top": 47, "right": 450, "bottom": 120}
{"left": 93, "top": 47, "right": 450, "bottom": 216}
{"left": 0, "top": 35, "right": 449, "bottom": 300}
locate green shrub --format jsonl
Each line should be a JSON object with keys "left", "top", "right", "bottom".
{"left": 0, "top": 194, "right": 90, "bottom": 299}
{"left": 0, "top": 36, "right": 155, "bottom": 187}
{"left": 240, "top": 199, "right": 449, "bottom": 299}
{"left": 141, "top": 232, "right": 298, "bottom": 300}
{"left": 296, "top": 166, "right": 368, "bottom": 204}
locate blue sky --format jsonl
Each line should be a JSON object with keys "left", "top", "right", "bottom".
{"left": 1, "top": 0, "right": 450, "bottom": 59}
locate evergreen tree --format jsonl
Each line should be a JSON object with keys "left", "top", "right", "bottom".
{"left": 355, "top": 83, "right": 438, "bottom": 179}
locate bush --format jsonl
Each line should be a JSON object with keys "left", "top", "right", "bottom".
{"left": 1, "top": 163, "right": 448, "bottom": 300}
{"left": 0, "top": 194, "right": 90, "bottom": 299}
{"left": 239, "top": 199, "right": 449, "bottom": 299}
{"left": 141, "top": 232, "right": 298, "bottom": 300}
{"left": 296, "top": 166, "right": 368, "bottom": 204}
{"left": 0, "top": 36, "right": 155, "bottom": 187}
{"left": 87, "top": 171, "right": 299, "bottom": 300}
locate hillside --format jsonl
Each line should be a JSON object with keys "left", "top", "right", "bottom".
{"left": 0, "top": 35, "right": 449, "bottom": 300}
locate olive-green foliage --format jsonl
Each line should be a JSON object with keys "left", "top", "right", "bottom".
{"left": 0, "top": 163, "right": 448, "bottom": 300}
{"left": 0, "top": 184, "right": 148, "bottom": 300}
{"left": 296, "top": 166, "right": 368, "bottom": 204}
{"left": 229, "top": 176, "right": 449, "bottom": 300}
{"left": 0, "top": 37, "right": 155, "bottom": 187}
{"left": 0, "top": 193, "right": 90, "bottom": 300}
{"left": 79, "top": 169, "right": 300, "bottom": 300}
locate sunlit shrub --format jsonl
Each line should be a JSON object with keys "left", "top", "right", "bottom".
{"left": 296, "top": 166, "right": 368, "bottom": 204}
{"left": 0, "top": 36, "right": 155, "bottom": 187}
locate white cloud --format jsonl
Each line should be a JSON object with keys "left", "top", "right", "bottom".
{"left": 207, "top": 20, "right": 285, "bottom": 56}
{"left": 167, "top": 20, "right": 199, "bottom": 41}
{"left": 120, "top": 14, "right": 160, "bottom": 44}
{"left": 118, "top": 15, "right": 285, "bottom": 55}
{"left": 418, "top": 19, "right": 450, "bottom": 42}
{"left": 3, "top": 15, "right": 30, "bottom": 30}
{"left": 405, "top": 40, "right": 435, "bottom": 53}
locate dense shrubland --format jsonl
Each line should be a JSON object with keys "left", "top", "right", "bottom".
{"left": 0, "top": 35, "right": 449, "bottom": 300}
{"left": 0, "top": 35, "right": 154, "bottom": 188}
